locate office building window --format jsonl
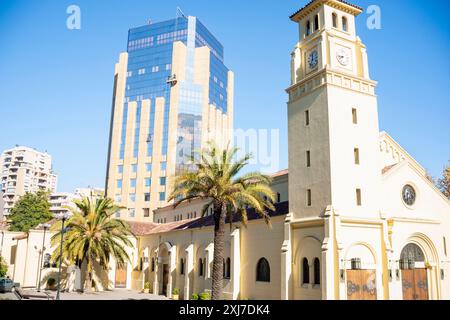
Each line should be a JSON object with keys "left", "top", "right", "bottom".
{"left": 160, "top": 162, "right": 167, "bottom": 171}
{"left": 131, "top": 164, "right": 138, "bottom": 173}
{"left": 159, "top": 192, "right": 165, "bottom": 201}
{"left": 144, "top": 193, "right": 150, "bottom": 202}
{"left": 307, "top": 189, "right": 312, "bottom": 206}
{"left": 146, "top": 163, "right": 152, "bottom": 172}
{"left": 117, "top": 179, "right": 122, "bottom": 189}
{"left": 160, "top": 177, "right": 166, "bottom": 186}
{"left": 117, "top": 165, "right": 123, "bottom": 174}
{"left": 130, "top": 179, "right": 136, "bottom": 188}
{"left": 115, "top": 194, "right": 122, "bottom": 203}
{"left": 129, "top": 193, "right": 136, "bottom": 202}
{"left": 145, "top": 178, "right": 151, "bottom": 187}
{"left": 128, "top": 208, "right": 135, "bottom": 218}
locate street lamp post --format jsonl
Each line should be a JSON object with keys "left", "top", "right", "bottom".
{"left": 55, "top": 213, "right": 71, "bottom": 300}
{"left": 37, "top": 223, "right": 51, "bottom": 292}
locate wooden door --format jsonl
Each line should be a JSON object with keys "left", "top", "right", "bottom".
{"left": 115, "top": 264, "right": 127, "bottom": 288}
{"left": 402, "top": 269, "right": 428, "bottom": 300}
{"left": 162, "top": 264, "right": 169, "bottom": 295}
{"left": 347, "top": 270, "right": 377, "bottom": 300}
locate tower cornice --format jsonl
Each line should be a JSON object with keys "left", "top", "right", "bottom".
{"left": 290, "top": 0, "right": 363, "bottom": 22}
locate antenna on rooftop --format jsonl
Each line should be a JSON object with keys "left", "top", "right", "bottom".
{"left": 176, "top": 7, "right": 186, "bottom": 18}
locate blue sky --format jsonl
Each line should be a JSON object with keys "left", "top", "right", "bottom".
{"left": 0, "top": 0, "right": 449, "bottom": 192}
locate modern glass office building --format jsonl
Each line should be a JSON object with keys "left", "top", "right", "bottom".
{"left": 105, "top": 15, "right": 234, "bottom": 221}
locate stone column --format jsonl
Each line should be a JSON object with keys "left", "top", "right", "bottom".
{"left": 142, "top": 247, "right": 150, "bottom": 288}
{"left": 205, "top": 243, "right": 214, "bottom": 279}
{"left": 321, "top": 205, "right": 338, "bottom": 300}
{"left": 167, "top": 245, "right": 177, "bottom": 298}
{"left": 281, "top": 213, "right": 292, "bottom": 300}
{"left": 153, "top": 251, "right": 159, "bottom": 295}
{"left": 184, "top": 244, "right": 194, "bottom": 300}
{"left": 230, "top": 228, "right": 241, "bottom": 300}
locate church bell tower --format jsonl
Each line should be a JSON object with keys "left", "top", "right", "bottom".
{"left": 287, "top": 0, "right": 381, "bottom": 220}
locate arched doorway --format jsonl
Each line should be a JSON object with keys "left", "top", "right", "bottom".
{"left": 400, "top": 243, "right": 429, "bottom": 300}
{"left": 157, "top": 242, "right": 172, "bottom": 296}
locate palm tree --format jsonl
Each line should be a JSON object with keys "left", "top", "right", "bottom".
{"left": 169, "top": 143, "right": 275, "bottom": 300}
{"left": 50, "top": 197, "right": 134, "bottom": 292}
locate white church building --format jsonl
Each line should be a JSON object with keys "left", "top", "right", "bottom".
{"left": 1, "top": 0, "right": 449, "bottom": 300}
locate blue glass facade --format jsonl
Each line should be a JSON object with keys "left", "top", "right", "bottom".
{"left": 117, "top": 16, "right": 229, "bottom": 175}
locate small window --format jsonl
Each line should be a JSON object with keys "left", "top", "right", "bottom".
{"left": 307, "top": 189, "right": 312, "bottom": 207}
{"left": 342, "top": 17, "right": 348, "bottom": 32}
{"left": 144, "top": 193, "right": 150, "bottom": 202}
{"left": 160, "top": 177, "right": 166, "bottom": 186}
{"left": 306, "top": 150, "right": 311, "bottom": 168}
{"left": 306, "top": 20, "right": 311, "bottom": 36}
{"left": 356, "top": 189, "right": 362, "bottom": 206}
{"left": 313, "top": 258, "right": 320, "bottom": 285}
{"left": 180, "top": 258, "right": 185, "bottom": 275}
{"left": 151, "top": 258, "right": 155, "bottom": 272}
{"left": 117, "top": 179, "right": 123, "bottom": 189}
{"left": 131, "top": 164, "right": 138, "bottom": 173}
{"left": 159, "top": 192, "right": 165, "bottom": 201}
{"left": 277, "top": 192, "right": 281, "bottom": 203}
{"left": 130, "top": 179, "right": 136, "bottom": 188}
{"left": 302, "top": 258, "right": 310, "bottom": 284}
{"left": 115, "top": 210, "right": 121, "bottom": 218}
{"left": 115, "top": 194, "right": 122, "bottom": 203}
{"left": 145, "top": 178, "right": 151, "bottom": 187}
{"left": 146, "top": 163, "right": 152, "bottom": 172}
{"left": 129, "top": 193, "right": 136, "bottom": 202}
{"left": 354, "top": 148, "right": 360, "bottom": 165}
{"left": 444, "top": 237, "right": 447, "bottom": 256}
{"left": 314, "top": 14, "right": 319, "bottom": 31}
{"left": 226, "top": 258, "right": 231, "bottom": 279}
{"left": 352, "top": 108, "right": 358, "bottom": 124}
{"left": 256, "top": 258, "right": 270, "bottom": 282}
{"left": 143, "top": 208, "right": 150, "bottom": 217}
{"left": 332, "top": 13, "right": 338, "bottom": 28}
{"left": 128, "top": 208, "right": 135, "bottom": 218}
{"left": 305, "top": 110, "right": 310, "bottom": 126}
{"left": 199, "top": 258, "right": 204, "bottom": 277}
{"left": 117, "top": 165, "right": 123, "bottom": 174}
{"left": 160, "top": 162, "right": 167, "bottom": 171}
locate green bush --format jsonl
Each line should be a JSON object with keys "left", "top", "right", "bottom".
{"left": 172, "top": 287, "right": 180, "bottom": 295}
{"left": 0, "top": 256, "right": 8, "bottom": 278}
{"left": 144, "top": 282, "right": 150, "bottom": 290}
{"left": 199, "top": 292, "right": 211, "bottom": 300}
{"left": 191, "top": 293, "right": 199, "bottom": 300}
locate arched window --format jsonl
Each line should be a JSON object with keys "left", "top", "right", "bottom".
{"left": 342, "top": 17, "right": 348, "bottom": 32}
{"left": 226, "top": 258, "right": 231, "bottom": 279}
{"left": 314, "top": 14, "right": 319, "bottom": 31}
{"left": 400, "top": 243, "right": 425, "bottom": 269}
{"left": 302, "top": 258, "right": 310, "bottom": 284}
{"left": 313, "top": 258, "right": 320, "bottom": 285}
{"left": 180, "top": 258, "right": 185, "bottom": 275}
{"left": 332, "top": 13, "right": 338, "bottom": 28}
{"left": 198, "top": 258, "right": 204, "bottom": 276}
{"left": 306, "top": 20, "right": 311, "bottom": 36}
{"left": 256, "top": 258, "right": 270, "bottom": 282}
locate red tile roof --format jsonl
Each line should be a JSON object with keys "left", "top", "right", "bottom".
{"left": 128, "top": 201, "right": 289, "bottom": 237}
{"left": 271, "top": 169, "right": 288, "bottom": 179}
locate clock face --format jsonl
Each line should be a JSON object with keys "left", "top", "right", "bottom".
{"left": 402, "top": 185, "right": 416, "bottom": 206}
{"left": 308, "top": 50, "right": 319, "bottom": 69}
{"left": 336, "top": 48, "right": 350, "bottom": 66}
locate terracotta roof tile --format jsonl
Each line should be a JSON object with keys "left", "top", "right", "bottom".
{"left": 130, "top": 201, "right": 290, "bottom": 236}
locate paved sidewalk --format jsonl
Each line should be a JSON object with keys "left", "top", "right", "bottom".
{"left": 59, "top": 289, "right": 169, "bottom": 300}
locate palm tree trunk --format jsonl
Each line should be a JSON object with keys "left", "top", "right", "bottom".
{"left": 211, "top": 204, "right": 226, "bottom": 300}
{"left": 85, "top": 259, "right": 93, "bottom": 294}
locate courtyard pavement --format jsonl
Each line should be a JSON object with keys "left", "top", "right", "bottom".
{"left": 0, "top": 288, "right": 169, "bottom": 300}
